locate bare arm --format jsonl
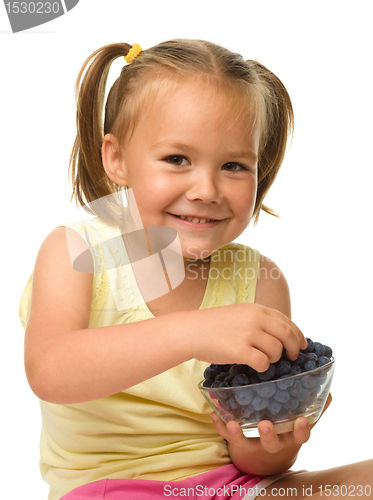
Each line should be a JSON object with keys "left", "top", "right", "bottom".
{"left": 25, "top": 232, "right": 304, "bottom": 405}
{"left": 24, "top": 227, "right": 192, "bottom": 404}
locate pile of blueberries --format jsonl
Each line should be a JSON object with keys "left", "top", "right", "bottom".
{"left": 202, "top": 338, "right": 333, "bottom": 423}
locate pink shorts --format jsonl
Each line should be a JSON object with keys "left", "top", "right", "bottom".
{"left": 59, "top": 464, "right": 299, "bottom": 500}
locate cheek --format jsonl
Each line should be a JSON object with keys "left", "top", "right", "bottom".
{"left": 131, "top": 176, "right": 177, "bottom": 215}
{"left": 147, "top": 175, "right": 182, "bottom": 207}
{"left": 233, "top": 189, "right": 257, "bottom": 222}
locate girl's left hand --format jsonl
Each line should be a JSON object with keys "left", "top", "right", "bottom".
{"left": 211, "top": 412, "right": 310, "bottom": 454}
{"left": 210, "top": 392, "right": 332, "bottom": 455}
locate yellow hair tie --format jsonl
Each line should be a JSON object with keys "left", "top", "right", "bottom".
{"left": 125, "top": 43, "right": 142, "bottom": 63}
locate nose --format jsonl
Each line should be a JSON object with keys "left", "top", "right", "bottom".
{"left": 185, "top": 171, "right": 223, "bottom": 204}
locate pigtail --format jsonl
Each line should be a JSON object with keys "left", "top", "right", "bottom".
{"left": 69, "top": 43, "right": 132, "bottom": 216}
{"left": 249, "top": 61, "right": 294, "bottom": 224}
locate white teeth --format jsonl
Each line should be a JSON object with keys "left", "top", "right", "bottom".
{"left": 175, "top": 214, "right": 216, "bottom": 223}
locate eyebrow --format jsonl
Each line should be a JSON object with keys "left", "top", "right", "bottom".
{"left": 151, "top": 141, "right": 198, "bottom": 154}
{"left": 227, "top": 150, "right": 258, "bottom": 162}
{"left": 152, "top": 141, "right": 258, "bottom": 162}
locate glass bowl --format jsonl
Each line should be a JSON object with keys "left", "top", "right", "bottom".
{"left": 198, "top": 357, "right": 335, "bottom": 438}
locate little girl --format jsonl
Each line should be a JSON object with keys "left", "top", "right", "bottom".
{"left": 20, "top": 40, "right": 372, "bottom": 500}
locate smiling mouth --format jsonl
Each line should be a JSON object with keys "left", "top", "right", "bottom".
{"left": 169, "top": 213, "right": 219, "bottom": 223}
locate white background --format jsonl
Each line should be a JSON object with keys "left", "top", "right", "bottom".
{"left": 1, "top": 1, "right": 372, "bottom": 498}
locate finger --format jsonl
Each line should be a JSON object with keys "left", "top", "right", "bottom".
{"left": 210, "top": 413, "right": 253, "bottom": 451}
{"left": 210, "top": 412, "right": 230, "bottom": 441}
{"left": 293, "top": 417, "right": 311, "bottom": 444}
{"left": 264, "top": 308, "right": 306, "bottom": 348}
{"left": 226, "top": 421, "right": 262, "bottom": 454}
{"left": 241, "top": 344, "right": 276, "bottom": 372}
{"left": 262, "top": 311, "right": 306, "bottom": 360}
{"left": 250, "top": 333, "right": 284, "bottom": 365}
{"left": 210, "top": 413, "right": 243, "bottom": 443}
{"left": 226, "top": 420, "right": 251, "bottom": 449}
{"left": 257, "top": 420, "right": 283, "bottom": 453}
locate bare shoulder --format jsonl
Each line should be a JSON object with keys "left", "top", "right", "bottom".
{"left": 28, "top": 226, "right": 94, "bottom": 330}
{"left": 254, "top": 254, "right": 292, "bottom": 318}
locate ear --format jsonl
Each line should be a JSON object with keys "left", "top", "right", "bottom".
{"left": 102, "top": 134, "right": 128, "bottom": 186}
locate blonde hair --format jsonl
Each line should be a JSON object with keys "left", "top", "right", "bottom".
{"left": 69, "top": 39, "right": 293, "bottom": 225}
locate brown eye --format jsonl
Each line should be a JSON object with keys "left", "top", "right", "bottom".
{"left": 223, "top": 163, "right": 246, "bottom": 172}
{"left": 165, "top": 156, "right": 188, "bottom": 166}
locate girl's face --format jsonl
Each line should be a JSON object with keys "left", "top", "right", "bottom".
{"left": 119, "top": 80, "right": 260, "bottom": 262}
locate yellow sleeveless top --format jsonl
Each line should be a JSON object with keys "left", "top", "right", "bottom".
{"left": 19, "top": 217, "right": 260, "bottom": 500}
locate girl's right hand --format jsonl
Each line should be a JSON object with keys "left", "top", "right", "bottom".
{"left": 189, "top": 303, "right": 307, "bottom": 372}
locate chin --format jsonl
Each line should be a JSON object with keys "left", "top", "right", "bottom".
{"left": 181, "top": 245, "right": 214, "bottom": 262}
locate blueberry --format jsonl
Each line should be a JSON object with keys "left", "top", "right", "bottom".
{"left": 257, "top": 384, "right": 277, "bottom": 398}
{"left": 276, "top": 408, "right": 290, "bottom": 420}
{"left": 275, "top": 359, "right": 291, "bottom": 377}
{"left": 324, "top": 345, "right": 333, "bottom": 358}
{"left": 290, "top": 365, "right": 302, "bottom": 376}
{"left": 318, "top": 356, "right": 331, "bottom": 367}
{"left": 234, "top": 387, "right": 254, "bottom": 405}
{"left": 304, "top": 360, "right": 317, "bottom": 371}
{"left": 296, "top": 402, "right": 309, "bottom": 414}
{"left": 267, "top": 399, "right": 282, "bottom": 415}
{"left": 258, "top": 364, "right": 276, "bottom": 381}
{"left": 277, "top": 376, "right": 294, "bottom": 390}
{"left": 249, "top": 374, "right": 262, "bottom": 385}
{"left": 232, "top": 373, "right": 249, "bottom": 386}
{"left": 301, "top": 374, "right": 316, "bottom": 388}
{"left": 215, "top": 372, "right": 229, "bottom": 382}
{"left": 242, "top": 405, "right": 255, "bottom": 418}
{"left": 255, "top": 409, "right": 271, "bottom": 421}
{"left": 246, "top": 365, "right": 257, "bottom": 377}
{"left": 203, "top": 378, "right": 214, "bottom": 388}
{"left": 219, "top": 381, "right": 231, "bottom": 388}
{"left": 274, "top": 389, "right": 290, "bottom": 403}
{"left": 304, "top": 354, "right": 318, "bottom": 371}
{"left": 211, "top": 381, "right": 221, "bottom": 388}
{"left": 224, "top": 374, "right": 235, "bottom": 386}
{"left": 298, "top": 387, "right": 311, "bottom": 402}
{"left": 252, "top": 396, "right": 269, "bottom": 411}
{"left": 289, "top": 379, "right": 302, "bottom": 397}
{"left": 301, "top": 338, "right": 315, "bottom": 354}
{"left": 227, "top": 397, "right": 240, "bottom": 411}
{"left": 292, "top": 352, "right": 307, "bottom": 366}
{"left": 232, "top": 407, "right": 244, "bottom": 419}
{"left": 307, "top": 390, "right": 318, "bottom": 405}
{"left": 284, "top": 396, "right": 299, "bottom": 411}
{"left": 317, "top": 372, "right": 328, "bottom": 385}
{"left": 229, "top": 364, "right": 248, "bottom": 377}
{"left": 216, "top": 383, "right": 231, "bottom": 399}
{"left": 204, "top": 366, "right": 219, "bottom": 380}
{"left": 211, "top": 363, "right": 224, "bottom": 372}
{"left": 313, "top": 383, "right": 321, "bottom": 395}
{"left": 313, "top": 342, "right": 325, "bottom": 357}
